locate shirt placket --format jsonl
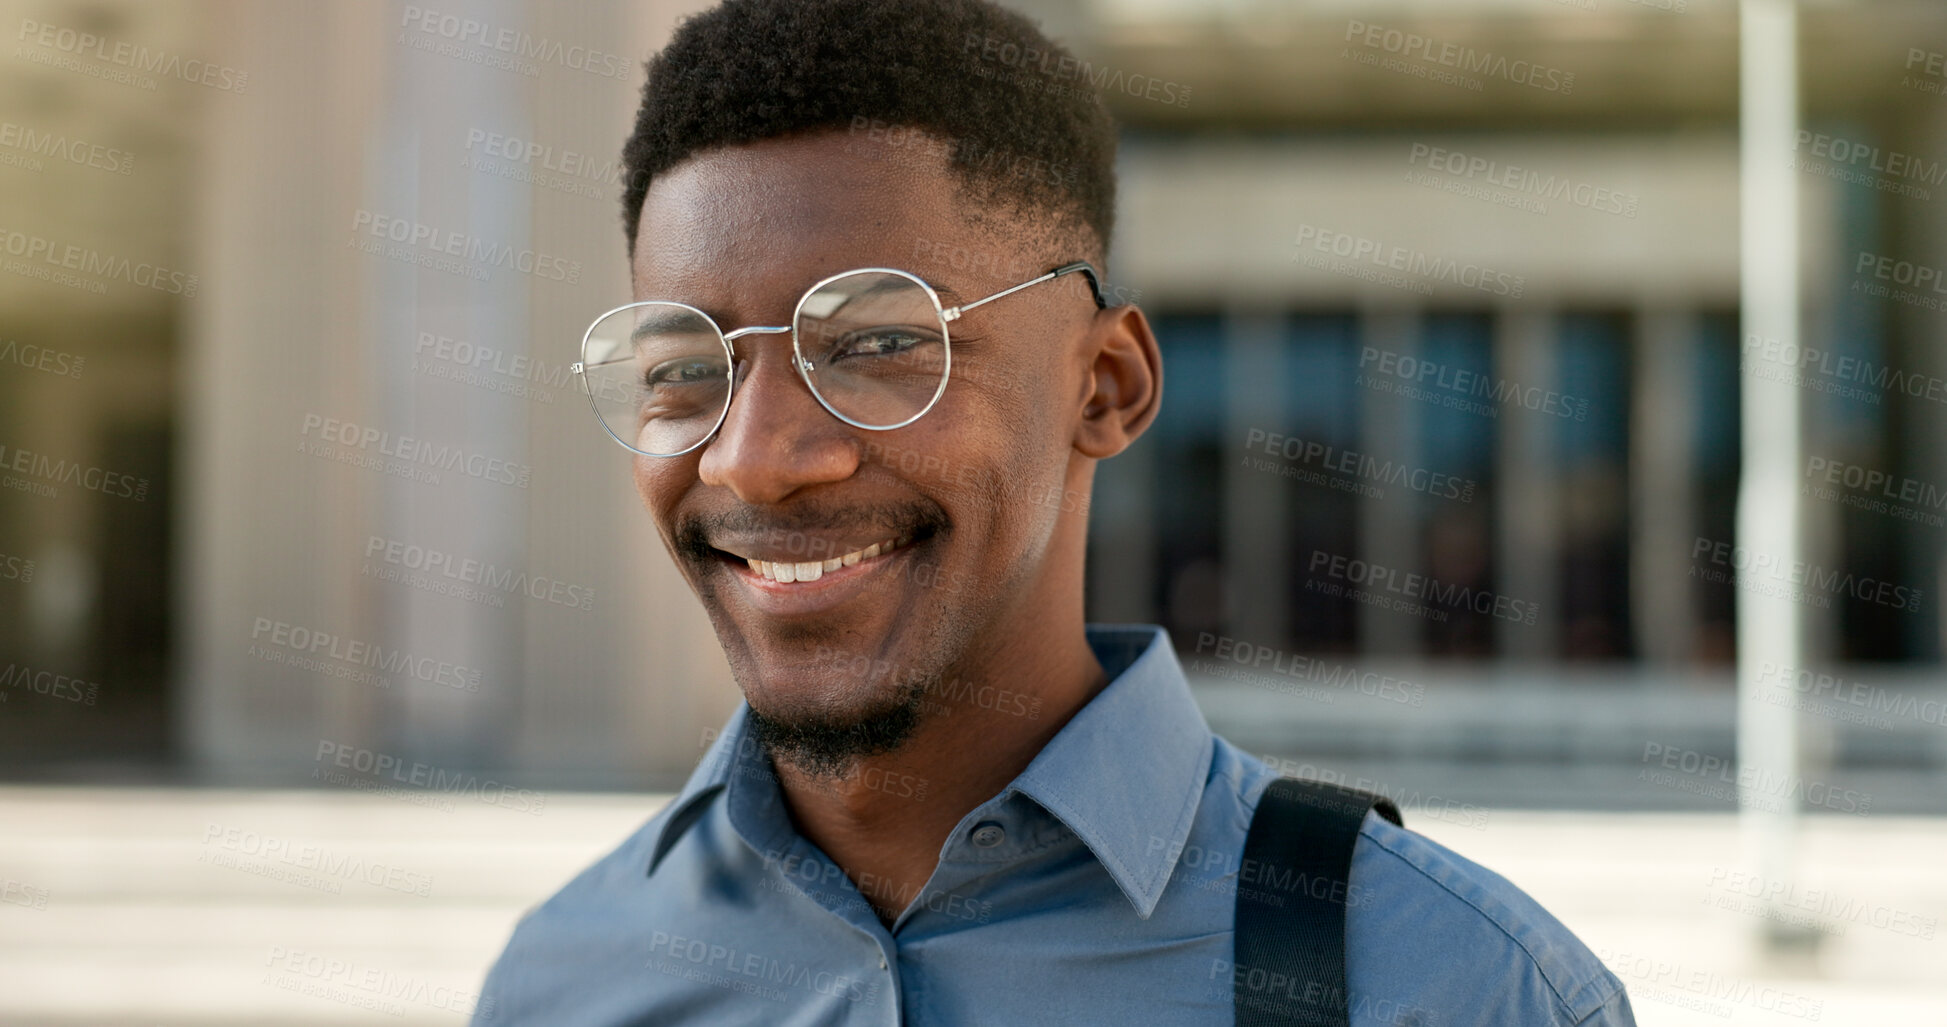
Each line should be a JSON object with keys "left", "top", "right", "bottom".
{"left": 724, "top": 751, "right": 906, "bottom": 1023}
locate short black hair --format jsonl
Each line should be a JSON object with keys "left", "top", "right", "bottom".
{"left": 619, "top": 0, "right": 1118, "bottom": 266}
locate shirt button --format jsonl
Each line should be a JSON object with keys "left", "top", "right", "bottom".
{"left": 879, "top": 955, "right": 888, "bottom": 970}
{"left": 970, "top": 821, "right": 1006, "bottom": 848}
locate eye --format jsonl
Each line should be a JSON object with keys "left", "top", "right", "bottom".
{"left": 645, "top": 358, "right": 726, "bottom": 387}
{"left": 832, "top": 327, "right": 934, "bottom": 360}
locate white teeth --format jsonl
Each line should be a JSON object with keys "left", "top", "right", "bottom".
{"left": 744, "top": 535, "right": 912, "bottom": 583}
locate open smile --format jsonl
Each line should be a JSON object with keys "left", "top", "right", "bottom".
{"left": 739, "top": 533, "right": 915, "bottom": 583}
{"left": 706, "top": 531, "right": 931, "bottom": 617}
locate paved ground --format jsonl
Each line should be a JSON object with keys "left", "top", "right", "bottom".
{"left": 0, "top": 786, "right": 1941, "bottom": 1026}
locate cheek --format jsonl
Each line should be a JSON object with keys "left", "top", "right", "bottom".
{"left": 633, "top": 457, "right": 688, "bottom": 525}
{"left": 958, "top": 339, "right": 1071, "bottom": 443}
{"left": 962, "top": 401, "right": 1070, "bottom": 548}
{"left": 994, "top": 352, "right": 1073, "bottom": 470}
{"left": 631, "top": 458, "right": 656, "bottom": 505}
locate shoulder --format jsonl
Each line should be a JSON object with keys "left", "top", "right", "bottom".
{"left": 1350, "top": 813, "right": 1631, "bottom": 1025}
{"left": 473, "top": 791, "right": 725, "bottom": 1025}
{"left": 1221, "top": 743, "right": 1632, "bottom": 1026}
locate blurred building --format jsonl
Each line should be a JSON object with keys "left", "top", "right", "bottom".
{"left": 0, "top": 0, "right": 1942, "bottom": 804}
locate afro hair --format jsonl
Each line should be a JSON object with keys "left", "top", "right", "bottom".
{"left": 619, "top": 0, "right": 1118, "bottom": 266}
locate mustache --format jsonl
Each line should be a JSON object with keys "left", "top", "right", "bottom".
{"left": 675, "top": 499, "right": 949, "bottom": 563}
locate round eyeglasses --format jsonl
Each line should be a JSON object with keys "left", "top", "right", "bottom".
{"left": 574, "top": 261, "right": 1105, "bottom": 457}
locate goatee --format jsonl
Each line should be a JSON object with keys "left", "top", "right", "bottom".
{"left": 746, "top": 676, "right": 931, "bottom": 779}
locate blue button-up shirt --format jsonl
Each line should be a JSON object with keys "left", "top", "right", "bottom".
{"left": 475, "top": 625, "right": 1635, "bottom": 1026}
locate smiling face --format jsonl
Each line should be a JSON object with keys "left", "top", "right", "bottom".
{"left": 630, "top": 129, "right": 1108, "bottom": 771}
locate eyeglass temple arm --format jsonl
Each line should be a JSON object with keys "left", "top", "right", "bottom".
{"left": 942, "top": 261, "right": 1108, "bottom": 322}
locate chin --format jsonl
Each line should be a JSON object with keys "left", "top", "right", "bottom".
{"left": 743, "top": 673, "right": 930, "bottom": 777}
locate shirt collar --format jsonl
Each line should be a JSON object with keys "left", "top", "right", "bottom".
{"left": 647, "top": 624, "right": 1215, "bottom": 921}
{"left": 644, "top": 705, "right": 748, "bottom": 875}
{"left": 1010, "top": 624, "right": 1213, "bottom": 919}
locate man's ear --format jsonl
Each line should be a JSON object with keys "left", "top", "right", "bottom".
{"left": 1073, "top": 304, "right": 1163, "bottom": 460}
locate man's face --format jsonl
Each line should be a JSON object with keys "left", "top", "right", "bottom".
{"left": 630, "top": 129, "right": 1100, "bottom": 761}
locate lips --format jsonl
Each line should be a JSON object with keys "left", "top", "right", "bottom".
{"left": 741, "top": 533, "right": 914, "bottom": 583}
{"left": 705, "top": 528, "right": 932, "bottom": 619}
{"left": 687, "top": 503, "right": 946, "bottom": 611}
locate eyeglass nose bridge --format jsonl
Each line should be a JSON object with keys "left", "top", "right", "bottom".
{"left": 721, "top": 323, "right": 815, "bottom": 375}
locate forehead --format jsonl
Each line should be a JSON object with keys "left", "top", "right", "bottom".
{"left": 630, "top": 130, "right": 998, "bottom": 312}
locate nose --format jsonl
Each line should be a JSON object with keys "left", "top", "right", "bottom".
{"left": 697, "top": 330, "right": 860, "bottom": 504}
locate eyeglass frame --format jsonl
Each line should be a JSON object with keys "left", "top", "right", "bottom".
{"left": 572, "top": 260, "right": 1109, "bottom": 458}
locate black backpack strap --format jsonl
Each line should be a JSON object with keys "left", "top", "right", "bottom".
{"left": 1233, "top": 777, "right": 1403, "bottom": 1027}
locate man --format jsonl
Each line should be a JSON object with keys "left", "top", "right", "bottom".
{"left": 476, "top": 0, "right": 1636, "bottom": 1023}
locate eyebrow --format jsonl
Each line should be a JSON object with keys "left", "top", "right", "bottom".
{"left": 632, "top": 270, "right": 967, "bottom": 331}
{"left": 927, "top": 280, "right": 966, "bottom": 306}
{"left": 629, "top": 306, "right": 712, "bottom": 343}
